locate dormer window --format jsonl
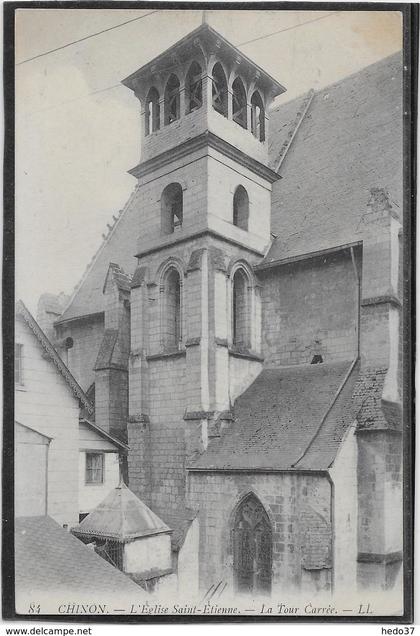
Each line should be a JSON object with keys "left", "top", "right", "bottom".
{"left": 161, "top": 183, "right": 183, "bottom": 234}
{"left": 164, "top": 74, "right": 181, "bottom": 125}
{"left": 232, "top": 77, "right": 247, "bottom": 129}
{"left": 212, "top": 63, "right": 228, "bottom": 117}
{"left": 186, "top": 61, "right": 203, "bottom": 113}
{"left": 251, "top": 91, "right": 265, "bottom": 141}
{"left": 145, "top": 87, "right": 160, "bottom": 135}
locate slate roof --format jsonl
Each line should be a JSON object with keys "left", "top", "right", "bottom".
{"left": 351, "top": 367, "right": 390, "bottom": 430}
{"left": 190, "top": 361, "right": 358, "bottom": 471}
{"left": 72, "top": 482, "right": 171, "bottom": 542}
{"left": 15, "top": 516, "right": 142, "bottom": 597}
{"left": 55, "top": 53, "right": 402, "bottom": 324}
{"left": 158, "top": 507, "right": 198, "bottom": 552}
{"left": 265, "top": 51, "right": 403, "bottom": 265}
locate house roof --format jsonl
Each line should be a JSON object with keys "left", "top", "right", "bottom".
{"left": 15, "top": 516, "right": 143, "bottom": 599}
{"left": 189, "top": 360, "right": 359, "bottom": 471}
{"left": 15, "top": 421, "right": 52, "bottom": 443}
{"left": 157, "top": 506, "right": 198, "bottom": 552}
{"left": 265, "top": 51, "right": 402, "bottom": 266}
{"left": 72, "top": 482, "right": 171, "bottom": 542}
{"left": 16, "top": 300, "right": 94, "bottom": 417}
{"left": 79, "top": 418, "right": 129, "bottom": 452}
{"left": 16, "top": 300, "right": 127, "bottom": 451}
{"left": 55, "top": 52, "right": 402, "bottom": 323}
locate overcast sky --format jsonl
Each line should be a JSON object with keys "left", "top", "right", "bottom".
{"left": 15, "top": 8, "right": 403, "bottom": 313}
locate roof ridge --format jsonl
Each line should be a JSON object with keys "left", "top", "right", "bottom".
{"left": 273, "top": 89, "right": 315, "bottom": 173}
{"left": 16, "top": 300, "right": 94, "bottom": 416}
{"left": 57, "top": 185, "right": 139, "bottom": 323}
{"left": 292, "top": 358, "right": 359, "bottom": 468}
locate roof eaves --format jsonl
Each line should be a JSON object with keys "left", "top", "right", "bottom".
{"left": 79, "top": 417, "right": 129, "bottom": 451}
{"left": 122, "top": 23, "right": 286, "bottom": 96}
{"left": 256, "top": 241, "right": 363, "bottom": 272}
{"left": 16, "top": 300, "right": 94, "bottom": 417}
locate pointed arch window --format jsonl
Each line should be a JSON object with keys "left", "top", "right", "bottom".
{"left": 233, "top": 185, "right": 249, "bottom": 231}
{"left": 164, "top": 74, "right": 181, "bottom": 125}
{"left": 161, "top": 183, "right": 183, "bottom": 235}
{"left": 161, "top": 267, "right": 182, "bottom": 350}
{"left": 232, "top": 494, "right": 272, "bottom": 594}
{"left": 212, "top": 62, "right": 228, "bottom": 117}
{"left": 232, "top": 268, "right": 250, "bottom": 349}
{"left": 251, "top": 91, "right": 265, "bottom": 141}
{"left": 186, "top": 61, "right": 203, "bottom": 113}
{"left": 145, "top": 87, "right": 160, "bottom": 135}
{"left": 232, "top": 77, "right": 247, "bottom": 129}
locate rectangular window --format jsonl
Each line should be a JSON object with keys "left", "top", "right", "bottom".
{"left": 15, "top": 343, "right": 23, "bottom": 385}
{"left": 85, "top": 453, "right": 104, "bottom": 484}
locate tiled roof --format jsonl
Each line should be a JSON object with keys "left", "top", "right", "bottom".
{"left": 190, "top": 361, "right": 357, "bottom": 471}
{"left": 54, "top": 54, "right": 402, "bottom": 323}
{"left": 265, "top": 52, "right": 402, "bottom": 265}
{"left": 72, "top": 483, "right": 171, "bottom": 542}
{"left": 15, "top": 516, "right": 142, "bottom": 597}
{"left": 351, "top": 367, "right": 391, "bottom": 430}
{"left": 158, "top": 507, "right": 198, "bottom": 552}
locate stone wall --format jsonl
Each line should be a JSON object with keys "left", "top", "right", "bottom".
{"left": 187, "top": 471, "right": 332, "bottom": 596}
{"left": 56, "top": 314, "right": 104, "bottom": 391}
{"left": 260, "top": 250, "right": 359, "bottom": 367}
{"left": 329, "top": 424, "right": 358, "bottom": 594}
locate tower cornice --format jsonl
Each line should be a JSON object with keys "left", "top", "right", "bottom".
{"left": 129, "top": 131, "right": 281, "bottom": 184}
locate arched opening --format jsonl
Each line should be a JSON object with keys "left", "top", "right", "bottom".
{"left": 185, "top": 61, "right": 203, "bottom": 113}
{"left": 232, "top": 494, "right": 272, "bottom": 594}
{"left": 161, "top": 183, "right": 183, "bottom": 235}
{"left": 232, "top": 268, "right": 250, "bottom": 349}
{"left": 251, "top": 91, "right": 265, "bottom": 141}
{"left": 233, "top": 185, "right": 249, "bottom": 231}
{"left": 162, "top": 267, "right": 182, "bottom": 349}
{"left": 145, "top": 87, "right": 160, "bottom": 135}
{"left": 232, "top": 77, "right": 247, "bottom": 129}
{"left": 212, "top": 62, "right": 228, "bottom": 117}
{"left": 164, "top": 74, "right": 181, "bottom": 125}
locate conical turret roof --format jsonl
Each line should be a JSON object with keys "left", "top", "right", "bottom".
{"left": 72, "top": 482, "right": 171, "bottom": 542}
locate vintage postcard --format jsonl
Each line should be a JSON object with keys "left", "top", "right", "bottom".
{"left": 5, "top": 3, "right": 415, "bottom": 623}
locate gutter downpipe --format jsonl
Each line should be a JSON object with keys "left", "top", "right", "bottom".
{"left": 350, "top": 245, "right": 361, "bottom": 358}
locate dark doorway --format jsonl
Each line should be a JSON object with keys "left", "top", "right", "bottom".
{"left": 232, "top": 494, "right": 272, "bottom": 594}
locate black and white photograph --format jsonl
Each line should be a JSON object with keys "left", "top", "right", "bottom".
{"left": 5, "top": 4, "right": 415, "bottom": 623}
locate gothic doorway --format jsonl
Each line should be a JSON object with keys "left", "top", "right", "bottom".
{"left": 232, "top": 494, "right": 272, "bottom": 594}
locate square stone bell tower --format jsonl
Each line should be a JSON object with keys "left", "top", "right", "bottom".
{"left": 122, "top": 23, "right": 286, "bottom": 520}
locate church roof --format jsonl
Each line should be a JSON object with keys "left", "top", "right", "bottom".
{"left": 55, "top": 52, "right": 402, "bottom": 324}
{"left": 264, "top": 51, "right": 402, "bottom": 266}
{"left": 72, "top": 482, "right": 171, "bottom": 542}
{"left": 189, "top": 360, "right": 359, "bottom": 471}
{"left": 15, "top": 516, "right": 142, "bottom": 598}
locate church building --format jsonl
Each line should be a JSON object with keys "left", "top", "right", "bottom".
{"left": 49, "top": 23, "right": 404, "bottom": 600}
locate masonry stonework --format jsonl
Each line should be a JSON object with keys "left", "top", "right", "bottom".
{"left": 49, "top": 25, "right": 404, "bottom": 602}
